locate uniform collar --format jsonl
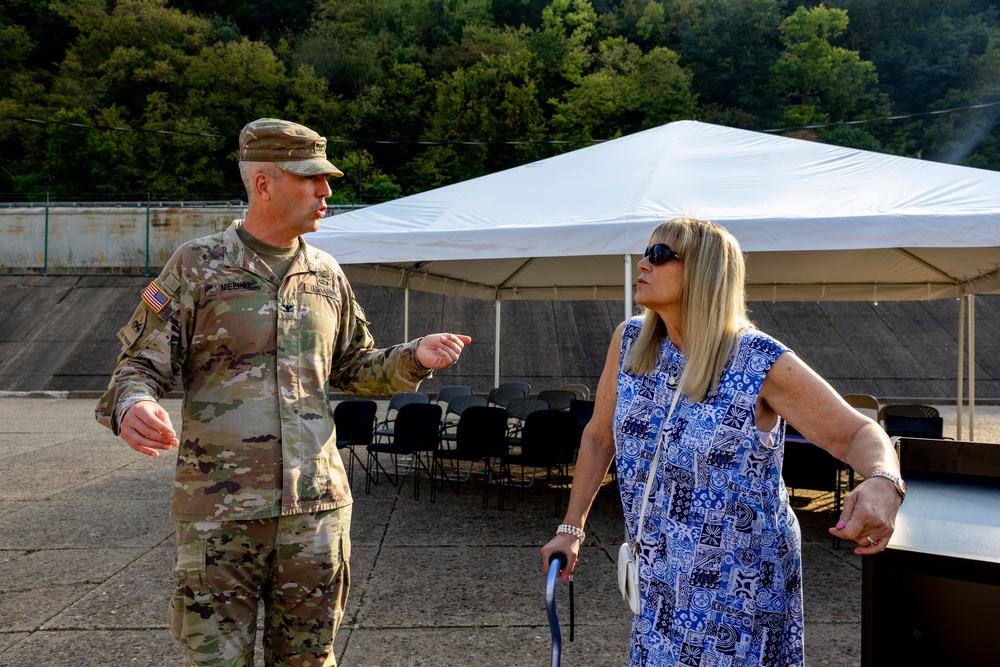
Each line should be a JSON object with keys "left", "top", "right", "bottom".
{"left": 224, "top": 220, "right": 321, "bottom": 277}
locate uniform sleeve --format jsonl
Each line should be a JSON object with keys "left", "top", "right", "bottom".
{"left": 328, "top": 280, "right": 432, "bottom": 394}
{"left": 95, "top": 257, "right": 189, "bottom": 435}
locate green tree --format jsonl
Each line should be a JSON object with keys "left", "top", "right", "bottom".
{"left": 49, "top": 0, "right": 212, "bottom": 117}
{"left": 917, "top": 31, "right": 1000, "bottom": 166}
{"left": 3, "top": 1, "right": 255, "bottom": 198}
{"left": 17, "top": 107, "right": 143, "bottom": 198}
{"left": 612, "top": 0, "right": 668, "bottom": 47}
{"left": 345, "top": 62, "right": 435, "bottom": 194}
{"left": 424, "top": 50, "right": 547, "bottom": 183}
{"left": 325, "top": 148, "right": 402, "bottom": 204}
{"left": 771, "top": 4, "right": 888, "bottom": 128}
{"left": 550, "top": 38, "right": 696, "bottom": 139}
{"left": 137, "top": 94, "right": 229, "bottom": 198}
{"left": 426, "top": 24, "right": 533, "bottom": 79}
{"left": 1, "top": 0, "right": 78, "bottom": 74}
{"left": 0, "top": 24, "right": 33, "bottom": 97}
{"left": 169, "top": 0, "right": 320, "bottom": 44}
{"left": 532, "top": 0, "right": 599, "bottom": 87}
{"left": 184, "top": 37, "right": 287, "bottom": 133}
{"left": 833, "top": 1, "right": 1000, "bottom": 163}
{"left": 281, "top": 64, "right": 345, "bottom": 132}
{"left": 665, "top": 0, "right": 786, "bottom": 128}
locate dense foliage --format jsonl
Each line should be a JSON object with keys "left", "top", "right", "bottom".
{"left": 3, "top": 0, "right": 1000, "bottom": 202}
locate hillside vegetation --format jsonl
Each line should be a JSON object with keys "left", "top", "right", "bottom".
{"left": 3, "top": 0, "right": 1000, "bottom": 202}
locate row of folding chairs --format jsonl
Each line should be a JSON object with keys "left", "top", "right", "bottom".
{"left": 843, "top": 393, "right": 945, "bottom": 439}
{"left": 334, "top": 395, "right": 595, "bottom": 512}
{"left": 375, "top": 384, "right": 590, "bottom": 448}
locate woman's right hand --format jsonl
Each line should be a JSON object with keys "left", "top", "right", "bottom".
{"left": 540, "top": 533, "right": 582, "bottom": 582}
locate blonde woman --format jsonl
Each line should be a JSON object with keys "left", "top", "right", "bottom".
{"left": 541, "top": 217, "right": 903, "bottom": 666}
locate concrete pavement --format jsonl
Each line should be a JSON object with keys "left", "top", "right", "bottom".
{"left": 2, "top": 397, "right": 997, "bottom": 666}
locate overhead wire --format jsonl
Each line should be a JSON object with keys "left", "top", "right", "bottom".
{"left": 3, "top": 99, "right": 1000, "bottom": 143}
{"left": 0, "top": 115, "right": 603, "bottom": 145}
{"left": 761, "top": 99, "right": 1000, "bottom": 133}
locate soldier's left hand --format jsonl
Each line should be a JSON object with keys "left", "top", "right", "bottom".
{"left": 416, "top": 333, "right": 472, "bottom": 370}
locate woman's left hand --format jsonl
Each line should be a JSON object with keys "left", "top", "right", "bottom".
{"left": 828, "top": 476, "right": 902, "bottom": 555}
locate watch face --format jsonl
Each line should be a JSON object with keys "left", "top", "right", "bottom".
{"left": 897, "top": 478, "right": 907, "bottom": 496}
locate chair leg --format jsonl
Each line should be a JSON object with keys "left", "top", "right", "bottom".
{"left": 366, "top": 451, "right": 402, "bottom": 495}
{"left": 413, "top": 453, "right": 429, "bottom": 501}
{"left": 436, "top": 457, "right": 474, "bottom": 483}
{"left": 388, "top": 453, "right": 402, "bottom": 487}
{"left": 413, "top": 454, "right": 420, "bottom": 501}
{"left": 430, "top": 456, "right": 438, "bottom": 503}
{"left": 356, "top": 448, "right": 377, "bottom": 491}
{"left": 434, "top": 456, "right": 464, "bottom": 496}
{"left": 485, "top": 459, "right": 505, "bottom": 511}
{"left": 504, "top": 461, "right": 527, "bottom": 503}
{"left": 365, "top": 451, "right": 376, "bottom": 494}
{"left": 554, "top": 464, "right": 568, "bottom": 517}
{"left": 482, "top": 461, "right": 492, "bottom": 510}
{"left": 345, "top": 446, "right": 367, "bottom": 488}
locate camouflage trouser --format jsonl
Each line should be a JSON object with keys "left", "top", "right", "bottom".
{"left": 170, "top": 506, "right": 351, "bottom": 667}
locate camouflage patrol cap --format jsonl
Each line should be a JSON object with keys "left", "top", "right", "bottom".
{"left": 239, "top": 118, "right": 344, "bottom": 177}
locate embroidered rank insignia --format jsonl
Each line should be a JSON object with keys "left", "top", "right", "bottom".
{"left": 117, "top": 307, "right": 147, "bottom": 348}
{"left": 141, "top": 281, "right": 171, "bottom": 313}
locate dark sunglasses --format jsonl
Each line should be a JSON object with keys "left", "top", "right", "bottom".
{"left": 643, "top": 243, "right": 682, "bottom": 265}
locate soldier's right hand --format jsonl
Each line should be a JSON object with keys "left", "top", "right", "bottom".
{"left": 120, "top": 401, "right": 179, "bottom": 457}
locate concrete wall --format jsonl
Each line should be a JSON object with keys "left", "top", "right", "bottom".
{"left": 1, "top": 208, "right": 995, "bottom": 399}
{"left": 2, "top": 274, "right": 998, "bottom": 401}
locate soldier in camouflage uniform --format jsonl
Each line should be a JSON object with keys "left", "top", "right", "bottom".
{"left": 96, "top": 118, "right": 472, "bottom": 667}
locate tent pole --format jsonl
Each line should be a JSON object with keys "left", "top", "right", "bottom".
{"left": 624, "top": 254, "right": 633, "bottom": 322}
{"left": 494, "top": 298, "right": 501, "bottom": 388}
{"left": 969, "top": 294, "right": 976, "bottom": 440}
{"left": 404, "top": 275, "right": 411, "bottom": 342}
{"left": 956, "top": 290, "right": 965, "bottom": 440}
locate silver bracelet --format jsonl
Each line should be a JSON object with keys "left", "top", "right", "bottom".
{"left": 557, "top": 523, "right": 586, "bottom": 542}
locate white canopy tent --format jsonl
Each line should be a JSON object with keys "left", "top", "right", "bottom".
{"left": 312, "top": 120, "right": 1000, "bottom": 437}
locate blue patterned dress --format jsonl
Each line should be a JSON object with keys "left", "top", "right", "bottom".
{"left": 614, "top": 318, "right": 803, "bottom": 667}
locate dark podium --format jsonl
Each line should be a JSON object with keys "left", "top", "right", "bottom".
{"left": 862, "top": 437, "right": 1000, "bottom": 666}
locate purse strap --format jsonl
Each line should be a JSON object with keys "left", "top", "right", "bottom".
{"left": 631, "top": 387, "right": 683, "bottom": 554}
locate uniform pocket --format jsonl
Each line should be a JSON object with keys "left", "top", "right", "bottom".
{"left": 169, "top": 537, "right": 223, "bottom": 661}
{"left": 296, "top": 454, "right": 335, "bottom": 502}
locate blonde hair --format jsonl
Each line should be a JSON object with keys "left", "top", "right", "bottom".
{"left": 238, "top": 161, "right": 285, "bottom": 203}
{"left": 624, "top": 217, "right": 752, "bottom": 403}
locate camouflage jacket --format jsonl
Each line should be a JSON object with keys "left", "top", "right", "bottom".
{"left": 96, "top": 221, "right": 431, "bottom": 521}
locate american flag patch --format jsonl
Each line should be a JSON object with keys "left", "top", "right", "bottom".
{"left": 141, "top": 281, "right": 171, "bottom": 313}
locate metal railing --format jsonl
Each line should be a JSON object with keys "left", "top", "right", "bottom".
{"left": 0, "top": 202, "right": 367, "bottom": 277}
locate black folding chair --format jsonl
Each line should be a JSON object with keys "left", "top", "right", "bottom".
{"left": 505, "top": 397, "right": 549, "bottom": 442}
{"left": 487, "top": 386, "right": 526, "bottom": 408}
{"left": 334, "top": 399, "right": 377, "bottom": 487}
{"left": 498, "top": 381, "right": 531, "bottom": 397}
{"left": 366, "top": 402, "right": 442, "bottom": 499}
{"left": 504, "top": 410, "right": 580, "bottom": 515}
{"left": 375, "top": 391, "right": 430, "bottom": 443}
{"left": 568, "top": 399, "right": 595, "bottom": 434}
{"left": 432, "top": 405, "right": 509, "bottom": 509}
{"left": 435, "top": 385, "right": 472, "bottom": 405}
{"left": 439, "top": 394, "right": 488, "bottom": 447}
{"left": 884, "top": 413, "right": 944, "bottom": 440}
{"left": 537, "top": 389, "right": 576, "bottom": 411}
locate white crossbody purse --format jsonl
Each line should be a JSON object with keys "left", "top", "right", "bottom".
{"left": 618, "top": 388, "right": 682, "bottom": 615}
